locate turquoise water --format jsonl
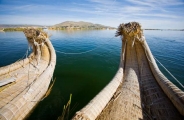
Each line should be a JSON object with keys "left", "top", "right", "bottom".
{"left": 0, "top": 30, "right": 183, "bottom": 119}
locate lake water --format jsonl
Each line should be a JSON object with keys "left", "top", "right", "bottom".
{"left": 0, "top": 30, "right": 183, "bottom": 119}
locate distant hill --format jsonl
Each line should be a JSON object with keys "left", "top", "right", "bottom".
{"left": 49, "top": 21, "right": 116, "bottom": 30}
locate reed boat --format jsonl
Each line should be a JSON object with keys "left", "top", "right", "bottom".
{"left": 0, "top": 28, "right": 56, "bottom": 120}
{"left": 73, "top": 22, "right": 184, "bottom": 120}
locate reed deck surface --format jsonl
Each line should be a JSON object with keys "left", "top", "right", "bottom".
{"left": 96, "top": 41, "right": 182, "bottom": 120}
{"left": 0, "top": 59, "right": 48, "bottom": 108}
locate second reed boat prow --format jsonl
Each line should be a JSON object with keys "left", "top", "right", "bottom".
{"left": 73, "top": 22, "right": 184, "bottom": 120}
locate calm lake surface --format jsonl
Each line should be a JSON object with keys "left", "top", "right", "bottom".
{"left": 0, "top": 30, "right": 183, "bottom": 119}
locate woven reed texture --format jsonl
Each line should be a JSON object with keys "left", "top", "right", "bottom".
{"left": 97, "top": 39, "right": 182, "bottom": 120}
{"left": 97, "top": 39, "right": 143, "bottom": 120}
{"left": 73, "top": 22, "right": 183, "bottom": 120}
{"left": 142, "top": 40, "right": 184, "bottom": 116}
{"left": 0, "top": 28, "right": 56, "bottom": 120}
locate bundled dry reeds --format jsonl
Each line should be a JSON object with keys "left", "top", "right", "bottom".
{"left": 0, "top": 28, "right": 56, "bottom": 120}
{"left": 73, "top": 22, "right": 184, "bottom": 120}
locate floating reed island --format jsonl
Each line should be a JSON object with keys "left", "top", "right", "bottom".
{"left": 0, "top": 28, "right": 56, "bottom": 120}
{"left": 73, "top": 22, "right": 184, "bottom": 120}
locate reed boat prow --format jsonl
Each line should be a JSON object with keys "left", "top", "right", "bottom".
{"left": 73, "top": 22, "right": 184, "bottom": 120}
{"left": 0, "top": 28, "right": 56, "bottom": 120}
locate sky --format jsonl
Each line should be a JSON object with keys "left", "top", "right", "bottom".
{"left": 0, "top": 0, "right": 184, "bottom": 29}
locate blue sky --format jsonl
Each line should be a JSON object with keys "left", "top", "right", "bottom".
{"left": 0, "top": 0, "right": 184, "bottom": 28}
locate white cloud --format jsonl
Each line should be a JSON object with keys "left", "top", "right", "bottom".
{"left": 134, "top": 13, "right": 180, "bottom": 19}
{"left": 126, "top": 0, "right": 184, "bottom": 7}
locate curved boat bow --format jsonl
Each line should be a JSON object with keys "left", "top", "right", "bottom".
{"left": 0, "top": 28, "right": 56, "bottom": 120}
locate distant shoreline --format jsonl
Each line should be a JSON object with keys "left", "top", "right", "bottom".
{"left": 0, "top": 27, "right": 183, "bottom": 32}
{"left": 0, "top": 27, "right": 43, "bottom": 32}
{"left": 144, "top": 29, "right": 184, "bottom": 31}
{"left": 0, "top": 21, "right": 183, "bottom": 31}
{"left": 48, "top": 27, "right": 116, "bottom": 30}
